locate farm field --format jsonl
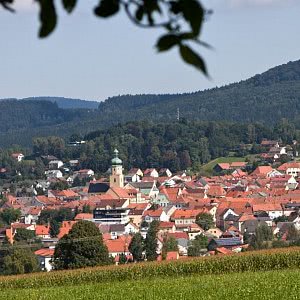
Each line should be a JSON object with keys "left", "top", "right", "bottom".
{"left": 1, "top": 248, "right": 300, "bottom": 299}
{"left": 0, "top": 268, "right": 300, "bottom": 300}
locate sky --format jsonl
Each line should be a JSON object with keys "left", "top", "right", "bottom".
{"left": 0, "top": 0, "right": 299, "bottom": 101}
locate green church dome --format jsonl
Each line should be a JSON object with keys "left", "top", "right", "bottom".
{"left": 111, "top": 149, "right": 122, "bottom": 165}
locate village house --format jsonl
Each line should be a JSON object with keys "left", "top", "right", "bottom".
{"left": 48, "top": 160, "right": 64, "bottom": 170}
{"left": 35, "top": 248, "right": 55, "bottom": 272}
{"left": 278, "top": 162, "right": 300, "bottom": 178}
{"left": 126, "top": 181, "right": 159, "bottom": 199}
{"left": 11, "top": 153, "right": 24, "bottom": 162}
{"left": 143, "top": 168, "right": 159, "bottom": 178}
{"left": 125, "top": 168, "right": 143, "bottom": 183}
{"left": 93, "top": 199, "right": 130, "bottom": 225}
{"left": 143, "top": 207, "right": 169, "bottom": 223}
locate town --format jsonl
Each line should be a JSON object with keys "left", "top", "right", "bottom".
{"left": 1, "top": 138, "right": 300, "bottom": 273}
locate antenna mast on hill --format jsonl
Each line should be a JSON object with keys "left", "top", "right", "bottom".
{"left": 177, "top": 107, "right": 180, "bottom": 121}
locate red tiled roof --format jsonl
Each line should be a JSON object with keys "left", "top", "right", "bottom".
{"left": 278, "top": 162, "right": 300, "bottom": 171}
{"left": 35, "top": 225, "right": 50, "bottom": 236}
{"left": 252, "top": 203, "right": 282, "bottom": 212}
{"left": 216, "top": 247, "right": 233, "bottom": 255}
{"left": 105, "top": 236, "right": 132, "bottom": 253}
{"left": 57, "top": 221, "right": 77, "bottom": 239}
{"left": 167, "top": 232, "right": 189, "bottom": 240}
{"left": 74, "top": 213, "right": 93, "bottom": 220}
{"left": 159, "top": 222, "right": 175, "bottom": 229}
{"left": 143, "top": 208, "right": 164, "bottom": 217}
{"left": 251, "top": 166, "right": 273, "bottom": 175}
{"left": 171, "top": 209, "right": 208, "bottom": 219}
{"left": 35, "top": 248, "right": 54, "bottom": 257}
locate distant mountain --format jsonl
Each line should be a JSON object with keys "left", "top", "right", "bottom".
{"left": 1, "top": 59, "right": 300, "bottom": 147}
{"left": 98, "top": 60, "right": 300, "bottom": 124}
{"left": 0, "top": 96, "right": 99, "bottom": 109}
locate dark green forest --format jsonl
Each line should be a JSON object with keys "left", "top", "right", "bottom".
{"left": 0, "top": 119, "right": 297, "bottom": 188}
{"left": 1, "top": 59, "right": 300, "bottom": 147}
{"left": 31, "top": 120, "right": 296, "bottom": 173}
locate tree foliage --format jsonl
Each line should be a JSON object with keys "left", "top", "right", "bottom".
{"left": 14, "top": 228, "right": 36, "bottom": 243}
{"left": 53, "top": 220, "right": 110, "bottom": 270}
{"left": 161, "top": 235, "right": 178, "bottom": 260}
{"left": 187, "top": 234, "right": 208, "bottom": 256}
{"left": 38, "top": 208, "right": 74, "bottom": 225}
{"left": 1, "top": 247, "right": 40, "bottom": 275}
{"left": 49, "top": 219, "right": 60, "bottom": 238}
{"left": 286, "top": 225, "right": 299, "bottom": 242}
{"left": 0, "top": 208, "right": 21, "bottom": 225}
{"left": 250, "top": 223, "right": 273, "bottom": 250}
{"left": 195, "top": 213, "right": 214, "bottom": 231}
{"left": 128, "top": 232, "right": 144, "bottom": 262}
{"left": 144, "top": 220, "right": 159, "bottom": 261}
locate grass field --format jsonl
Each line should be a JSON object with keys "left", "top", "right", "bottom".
{"left": 1, "top": 268, "right": 300, "bottom": 300}
{"left": 1, "top": 248, "right": 300, "bottom": 299}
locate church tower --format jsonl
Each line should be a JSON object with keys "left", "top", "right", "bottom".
{"left": 109, "top": 149, "right": 124, "bottom": 188}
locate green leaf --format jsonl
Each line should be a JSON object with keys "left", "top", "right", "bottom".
{"left": 62, "top": 0, "right": 77, "bottom": 13}
{"left": 37, "top": 0, "right": 57, "bottom": 38}
{"left": 156, "top": 34, "right": 180, "bottom": 52}
{"left": 180, "top": 0, "right": 204, "bottom": 36}
{"left": 94, "top": 0, "right": 119, "bottom": 18}
{"left": 179, "top": 44, "right": 208, "bottom": 75}
{"left": 135, "top": 6, "right": 144, "bottom": 22}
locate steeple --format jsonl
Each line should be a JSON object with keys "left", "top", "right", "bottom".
{"left": 110, "top": 149, "right": 124, "bottom": 188}
{"left": 111, "top": 149, "right": 122, "bottom": 166}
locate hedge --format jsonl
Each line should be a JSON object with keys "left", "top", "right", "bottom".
{"left": 1, "top": 247, "right": 300, "bottom": 289}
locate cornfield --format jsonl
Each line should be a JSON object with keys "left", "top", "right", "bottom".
{"left": 1, "top": 247, "right": 300, "bottom": 290}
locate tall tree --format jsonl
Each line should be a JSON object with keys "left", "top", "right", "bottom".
{"left": 129, "top": 232, "right": 144, "bottom": 262}
{"left": 53, "top": 220, "right": 110, "bottom": 270}
{"left": 144, "top": 220, "right": 159, "bottom": 261}
{"left": 49, "top": 219, "right": 60, "bottom": 238}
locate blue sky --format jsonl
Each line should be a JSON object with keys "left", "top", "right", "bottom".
{"left": 0, "top": 0, "right": 299, "bottom": 101}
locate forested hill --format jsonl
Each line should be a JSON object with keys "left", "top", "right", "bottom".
{"left": 0, "top": 96, "right": 100, "bottom": 109}
{"left": 0, "top": 59, "right": 300, "bottom": 147}
{"left": 98, "top": 60, "right": 300, "bottom": 125}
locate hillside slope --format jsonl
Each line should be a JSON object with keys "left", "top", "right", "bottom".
{"left": 1, "top": 59, "right": 300, "bottom": 147}
{"left": 98, "top": 60, "right": 300, "bottom": 124}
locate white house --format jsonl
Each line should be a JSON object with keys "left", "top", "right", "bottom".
{"left": 253, "top": 203, "right": 283, "bottom": 220}
{"left": 143, "top": 168, "right": 159, "bottom": 178}
{"left": 45, "top": 170, "right": 63, "bottom": 179}
{"left": 125, "top": 168, "right": 143, "bottom": 183}
{"left": 48, "top": 160, "right": 64, "bottom": 169}
{"left": 35, "top": 248, "right": 54, "bottom": 272}
{"left": 124, "top": 222, "right": 139, "bottom": 234}
{"left": 11, "top": 153, "right": 24, "bottom": 162}
{"left": 24, "top": 207, "right": 42, "bottom": 225}
{"left": 143, "top": 208, "right": 169, "bottom": 223}
{"left": 278, "top": 162, "right": 300, "bottom": 178}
